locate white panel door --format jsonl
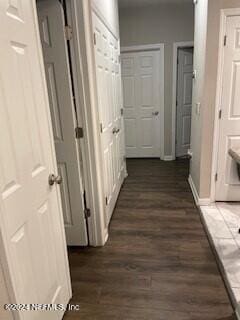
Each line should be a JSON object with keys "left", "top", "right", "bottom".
{"left": 122, "top": 51, "right": 161, "bottom": 158}
{"left": 176, "top": 48, "right": 193, "bottom": 157}
{"left": 92, "top": 13, "right": 125, "bottom": 224}
{"left": 0, "top": 0, "right": 71, "bottom": 319}
{"left": 37, "top": 0, "right": 88, "bottom": 245}
{"left": 216, "top": 15, "right": 240, "bottom": 201}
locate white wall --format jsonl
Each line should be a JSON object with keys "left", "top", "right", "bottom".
{"left": 119, "top": 3, "right": 194, "bottom": 156}
{"left": 92, "top": 0, "right": 119, "bottom": 38}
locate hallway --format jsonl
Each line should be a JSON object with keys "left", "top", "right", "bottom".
{"left": 65, "top": 159, "right": 235, "bottom": 320}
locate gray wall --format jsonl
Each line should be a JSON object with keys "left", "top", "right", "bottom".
{"left": 190, "top": 0, "right": 240, "bottom": 198}
{"left": 119, "top": 3, "right": 194, "bottom": 156}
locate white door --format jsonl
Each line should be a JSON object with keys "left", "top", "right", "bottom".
{"left": 0, "top": 0, "right": 71, "bottom": 319}
{"left": 92, "top": 13, "right": 125, "bottom": 224}
{"left": 121, "top": 50, "right": 161, "bottom": 158}
{"left": 216, "top": 15, "right": 240, "bottom": 201}
{"left": 37, "top": 0, "right": 88, "bottom": 245}
{"left": 176, "top": 48, "right": 193, "bottom": 157}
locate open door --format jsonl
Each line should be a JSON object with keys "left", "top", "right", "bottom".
{"left": 176, "top": 47, "right": 193, "bottom": 158}
{"left": 0, "top": 0, "right": 71, "bottom": 318}
{"left": 37, "top": 0, "right": 88, "bottom": 245}
{"left": 216, "top": 14, "right": 240, "bottom": 201}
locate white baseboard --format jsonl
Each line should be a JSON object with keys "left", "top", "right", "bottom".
{"left": 163, "top": 155, "right": 174, "bottom": 161}
{"left": 188, "top": 175, "right": 211, "bottom": 206}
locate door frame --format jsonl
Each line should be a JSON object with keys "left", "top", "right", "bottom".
{"left": 172, "top": 41, "right": 194, "bottom": 160}
{"left": 121, "top": 44, "right": 165, "bottom": 160}
{"left": 210, "top": 8, "right": 240, "bottom": 202}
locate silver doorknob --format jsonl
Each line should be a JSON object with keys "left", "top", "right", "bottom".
{"left": 152, "top": 111, "right": 159, "bottom": 116}
{"left": 48, "top": 174, "right": 62, "bottom": 186}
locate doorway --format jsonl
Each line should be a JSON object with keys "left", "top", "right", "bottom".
{"left": 172, "top": 42, "right": 194, "bottom": 160}
{"left": 176, "top": 47, "right": 193, "bottom": 158}
{"left": 121, "top": 45, "right": 164, "bottom": 159}
{"left": 37, "top": 0, "right": 89, "bottom": 245}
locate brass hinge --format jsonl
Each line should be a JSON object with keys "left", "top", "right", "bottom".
{"left": 218, "top": 109, "right": 222, "bottom": 119}
{"left": 215, "top": 173, "right": 218, "bottom": 181}
{"left": 93, "top": 32, "right": 96, "bottom": 45}
{"left": 224, "top": 35, "right": 227, "bottom": 46}
{"left": 84, "top": 208, "right": 91, "bottom": 218}
{"left": 75, "top": 127, "right": 83, "bottom": 139}
{"left": 65, "top": 25, "right": 73, "bottom": 41}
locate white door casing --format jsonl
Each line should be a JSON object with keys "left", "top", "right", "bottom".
{"left": 121, "top": 50, "right": 162, "bottom": 158}
{"left": 37, "top": 0, "right": 88, "bottom": 245}
{"left": 216, "top": 14, "right": 240, "bottom": 201}
{"left": 0, "top": 0, "right": 71, "bottom": 318}
{"left": 92, "top": 13, "right": 125, "bottom": 224}
{"left": 176, "top": 48, "right": 193, "bottom": 157}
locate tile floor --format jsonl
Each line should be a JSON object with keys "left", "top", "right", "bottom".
{"left": 200, "top": 202, "right": 240, "bottom": 306}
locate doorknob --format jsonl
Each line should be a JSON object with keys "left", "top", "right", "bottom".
{"left": 112, "top": 128, "right": 120, "bottom": 134}
{"left": 48, "top": 174, "right": 62, "bottom": 186}
{"left": 152, "top": 111, "right": 159, "bottom": 116}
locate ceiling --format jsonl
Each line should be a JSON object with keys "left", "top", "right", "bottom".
{"left": 118, "top": 0, "right": 193, "bottom": 9}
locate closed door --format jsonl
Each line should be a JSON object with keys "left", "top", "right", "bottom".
{"left": 121, "top": 51, "right": 161, "bottom": 158}
{"left": 0, "top": 0, "right": 71, "bottom": 319}
{"left": 176, "top": 47, "right": 193, "bottom": 157}
{"left": 37, "top": 0, "right": 88, "bottom": 245}
{"left": 216, "top": 15, "right": 240, "bottom": 201}
{"left": 92, "top": 13, "right": 125, "bottom": 224}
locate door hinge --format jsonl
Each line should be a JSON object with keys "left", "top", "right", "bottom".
{"left": 105, "top": 196, "right": 108, "bottom": 206}
{"left": 176, "top": 99, "right": 178, "bottom": 106}
{"left": 224, "top": 35, "right": 227, "bottom": 46}
{"left": 84, "top": 208, "right": 91, "bottom": 218}
{"left": 218, "top": 109, "right": 222, "bottom": 119}
{"left": 100, "top": 123, "right": 103, "bottom": 133}
{"left": 65, "top": 25, "right": 73, "bottom": 41}
{"left": 215, "top": 173, "right": 218, "bottom": 181}
{"left": 83, "top": 190, "right": 90, "bottom": 219}
{"left": 75, "top": 127, "right": 83, "bottom": 139}
{"left": 93, "top": 32, "right": 96, "bottom": 45}
{"left": 121, "top": 108, "right": 124, "bottom": 116}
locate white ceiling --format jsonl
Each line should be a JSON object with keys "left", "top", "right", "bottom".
{"left": 118, "top": 0, "right": 193, "bottom": 9}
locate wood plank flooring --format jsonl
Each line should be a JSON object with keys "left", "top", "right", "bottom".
{"left": 64, "top": 159, "right": 235, "bottom": 320}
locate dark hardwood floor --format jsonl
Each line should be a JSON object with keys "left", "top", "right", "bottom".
{"left": 64, "top": 159, "right": 235, "bottom": 320}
